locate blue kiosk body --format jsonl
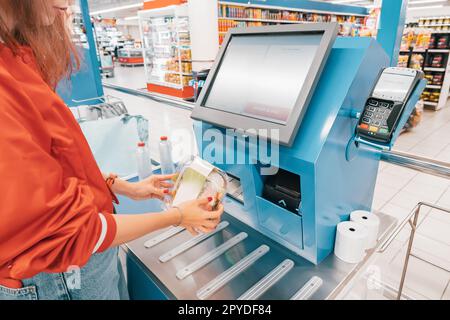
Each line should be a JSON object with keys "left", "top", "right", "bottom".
{"left": 194, "top": 37, "right": 388, "bottom": 264}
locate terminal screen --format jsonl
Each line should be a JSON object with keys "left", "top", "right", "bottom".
{"left": 204, "top": 33, "right": 323, "bottom": 125}
{"left": 372, "top": 72, "right": 417, "bottom": 102}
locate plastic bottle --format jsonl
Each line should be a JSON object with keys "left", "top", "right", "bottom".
{"left": 159, "top": 136, "right": 176, "bottom": 175}
{"left": 137, "top": 142, "right": 152, "bottom": 181}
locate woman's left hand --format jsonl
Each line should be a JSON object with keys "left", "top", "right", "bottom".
{"left": 125, "top": 174, "right": 177, "bottom": 201}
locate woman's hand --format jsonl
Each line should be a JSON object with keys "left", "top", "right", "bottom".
{"left": 115, "top": 174, "right": 177, "bottom": 201}
{"left": 175, "top": 197, "right": 224, "bottom": 236}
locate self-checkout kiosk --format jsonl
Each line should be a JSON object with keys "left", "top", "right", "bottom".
{"left": 192, "top": 23, "right": 424, "bottom": 264}
{"left": 122, "top": 22, "right": 425, "bottom": 299}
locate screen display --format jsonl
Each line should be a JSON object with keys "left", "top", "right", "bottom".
{"left": 203, "top": 33, "right": 323, "bottom": 124}
{"left": 372, "top": 72, "right": 416, "bottom": 102}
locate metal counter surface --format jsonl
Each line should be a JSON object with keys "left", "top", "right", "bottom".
{"left": 121, "top": 196, "right": 396, "bottom": 300}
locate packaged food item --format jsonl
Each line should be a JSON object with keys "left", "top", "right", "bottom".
{"left": 431, "top": 54, "right": 444, "bottom": 67}
{"left": 414, "top": 31, "right": 431, "bottom": 50}
{"left": 430, "top": 91, "right": 441, "bottom": 102}
{"left": 398, "top": 55, "right": 409, "bottom": 68}
{"left": 400, "top": 29, "right": 414, "bottom": 51}
{"left": 168, "top": 156, "right": 227, "bottom": 210}
{"left": 429, "top": 34, "right": 437, "bottom": 49}
{"left": 437, "top": 34, "right": 449, "bottom": 48}
{"left": 421, "top": 90, "right": 431, "bottom": 101}
{"left": 424, "top": 73, "right": 434, "bottom": 84}
{"left": 433, "top": 73, "right": 444, "bottom": 85}
{"left": 409, "top": 53, "right": 424, "bottom": 69}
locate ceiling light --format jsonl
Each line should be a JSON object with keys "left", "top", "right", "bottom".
{"left": 124, "top": 16, "right": 139, "bottom": 21}
{"left": 409, "top": 0, "right": 447, "bottom": 4}
{"left": 330, "top": 0, "right": 362, "bottom": 3}
{"left": 408, "top": 4, "right": 445, "bottom": 10}
{"left": 90, "top": 3, "right": 143, "bottom": 15}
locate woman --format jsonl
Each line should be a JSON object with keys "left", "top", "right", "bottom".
{"left": 0, "top": 0, "right": 223, "bottom": 300}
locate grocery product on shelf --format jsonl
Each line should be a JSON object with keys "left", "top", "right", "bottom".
{"left": 437, "top": 34, "right": 450, "bottom": 48}
{"left": 414, "top": 31, "right": 431, "bottom": 51}
{"left": 426, "top": 53, "right": 445, "bottom": 68}
{"left": 216, "top": 2, "right": 375, "bottom": 44}
{"left": 398, "top": 55, "right": 409, "bottom": 68}
{"left": 400, "top": 28, "right": 416, "bottom": 51}
{"left": 409, "top": 53, "right": 425, "bottom": 70}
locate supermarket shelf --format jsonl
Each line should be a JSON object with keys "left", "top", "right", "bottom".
{"left": 426, "top": 85, "right": 442, "bottom": 89}
{"left": 218, "top": 16, "right": 307, "bottom": 24}
{"left": 218, "top": 0, "right": 368, "bottom": 17}
{"left": 423, "top": 101, "right": 439, "bottom": 108}
{"left": 428, "top": 49, "right": 450, "bottom": 53}
{"left": 429, "top": 31, "right": 450, "bottom": 34}
{"left": 419, "top": 24, "right": 450, "bottom": 27}
{"left": 103, "top": 83, "right": 194, "bottom": 110}
{"left": 153, "top": 44, "right": 192, "bottom": 48}
{"left": 148, "top": 80, "right": 183, "bottom": 89}
{"left": 165, "top": 70, "right": 193, "bottom": 76}
{"left": 424, "top": 67, "right": 446, "bottom": 72}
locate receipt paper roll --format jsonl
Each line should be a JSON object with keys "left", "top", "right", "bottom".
{"left": 350, "top": 210, "right": 380, "bottom": 249}
{"left": 334, "top": 221, "right": 369, "bottom": 264}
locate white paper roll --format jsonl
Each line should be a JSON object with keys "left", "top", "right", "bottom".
{"left": 350, "top": 210, "right": 380, "bottom": 249}
{"left": 334, "top": 221, "right": 369, "bottom": 264}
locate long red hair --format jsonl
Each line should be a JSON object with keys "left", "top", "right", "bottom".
{"left": 0, "top": 0, "right": 80, "bottom": 88}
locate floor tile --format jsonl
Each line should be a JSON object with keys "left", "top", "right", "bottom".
{"left": 411, "top": 233, "right": 450, "bottom": 271}
{"left": 380, "top": 203, "right": 413, "bottom": 222}
{"left": 442, "top": 281, "right": 450, "bottom": 300}
{"left": 389, "top": 254, "right": 450, "bottom": 300}
{"left": 410, "top": 173, "right": 450, "bottom": 190}
{"left": 437, "top": 188, "right": 450, "bottom": 207}
{"left": 389, "top": 191, "right": 426, "bottom": 212}
{"left": 376, "top": 172, "right": 412, "bottom": 190}
{"left": 401, "top": 181, "right": 445, "bottom": 203}
{"left": 418, "top": 216, "right": 450, "bottom": 245}
{"left": 427, "top": 208, "right": 450, "bottom": 224}
{"left": 374, "top": 183, "right": 400, "bottom": 202}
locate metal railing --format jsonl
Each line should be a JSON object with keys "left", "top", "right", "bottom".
{"left": 379, "top": 150, "right": 450, "bottom": 300}
{"left": 379, "top": 202, "right": 450, "bottom": 300}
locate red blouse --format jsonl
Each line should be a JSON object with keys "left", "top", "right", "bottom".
{"left": 0, "top": 44, "right": 117, "bottom": 289}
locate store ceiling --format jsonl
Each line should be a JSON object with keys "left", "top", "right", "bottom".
{"left": 87, "top": 0, "right": 143, "bottom": 18}
{"left": 86, "top": 0, "right": 450, "bottom": 20}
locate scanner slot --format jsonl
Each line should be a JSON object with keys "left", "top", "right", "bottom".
{"left": 262, "top": 169, "right": 301, "bottom": 215}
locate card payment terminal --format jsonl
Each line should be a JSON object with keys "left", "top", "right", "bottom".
{"left": 356, "top": 67, "right": 424, "bottom": 144}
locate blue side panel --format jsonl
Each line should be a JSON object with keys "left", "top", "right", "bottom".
{"left": 314, "top": 40, "right": 389, "bottom": 262}
{"left": 222, "top": 0, "right": 368, "bottom": 15}
{"left": 126, "top": 255, "right": 169, "bottom": 300}
{"left": 57, "top": 0, "right": 103, "bottom": 106}
{"left": 57, "top": 48, "right": 103, "bottom": 107}
{"left": 377, "top": 0, "right": 407, "bottom": 66}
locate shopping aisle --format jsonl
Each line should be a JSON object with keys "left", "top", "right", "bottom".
{"left": 103, "top": 65, "right": 147, "bottom": 91}
{"left": 107, "top": 87, "right": 450, "bottom": 300}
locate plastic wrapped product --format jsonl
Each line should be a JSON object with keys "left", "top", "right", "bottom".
{"left": 167, "top": 156, "right": 228, "bottom": 210}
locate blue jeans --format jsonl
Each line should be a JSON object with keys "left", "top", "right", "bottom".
{"left": 0, "top": 247, "right": 129, "bottom": 300}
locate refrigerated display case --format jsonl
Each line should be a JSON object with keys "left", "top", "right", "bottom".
{"left": 118, "top": 48, "right": 144, "bottom": 67}
{"left": 139, "top": 4, "right": 194, "bottom": 99}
